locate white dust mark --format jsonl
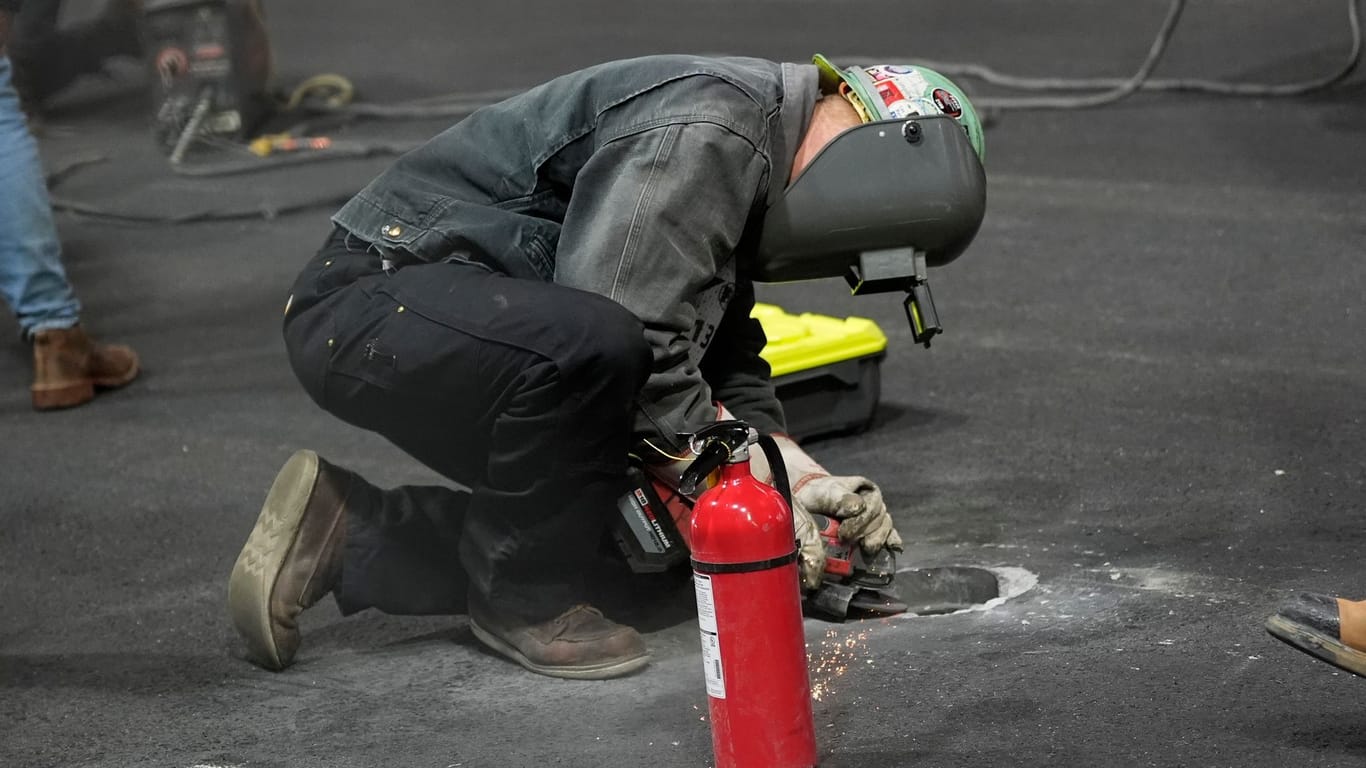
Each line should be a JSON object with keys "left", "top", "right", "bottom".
{"left": 985, "top": 566, "right": 1040, "bottom": 607}
{"left": 1274, "top": 470, "right": 1286, "bottom": 476}
{"left": 1086, "top": 567, "right": 1195, "bottom": 595}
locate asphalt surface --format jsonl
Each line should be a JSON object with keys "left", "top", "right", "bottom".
{"left": 3, "top": 1, "right": 1365, "bottom": 766}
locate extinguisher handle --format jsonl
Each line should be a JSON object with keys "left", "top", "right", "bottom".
{"left": 679, "top": 440, "right": 731, "bottom": 496}
{"left": 688, "top": 420, "right": 752, "bottom": 448}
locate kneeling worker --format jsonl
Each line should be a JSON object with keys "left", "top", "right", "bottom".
{"left": 228, "top": 53, "right": 986, "bottom": 679}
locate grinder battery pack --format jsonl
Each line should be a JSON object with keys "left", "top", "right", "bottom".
{"left": 611, "top": 463, "right": 692, "bottom": 573}
{"left": 141, "top": 0, "right": 273, "bottom": 155}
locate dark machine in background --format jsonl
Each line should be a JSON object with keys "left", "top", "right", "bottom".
{"left": 140, "top": 0, "right": 273, "bottom": 161}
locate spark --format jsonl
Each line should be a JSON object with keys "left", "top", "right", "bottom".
{"left": 806, "top": 627, "right": 873, "bottom": 701}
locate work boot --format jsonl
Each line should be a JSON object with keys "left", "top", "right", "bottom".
{"left": 1266, "top": 593, "right": 1366, "bottom": 677}
{"left": 31, "top": 326, "right": 139, "bottom": 410}
{"left": 469, "top": 593, "right": 650, "bottom": 680}
{"left": 228, "top": 450, "right": 349, "bottom": 670}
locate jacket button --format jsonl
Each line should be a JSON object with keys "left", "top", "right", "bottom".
{"left": 383, "top": 224, "right": 403, "bottom": 238}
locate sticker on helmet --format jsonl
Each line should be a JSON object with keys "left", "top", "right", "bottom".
{"left": 894, "top": 71, "right": 931, "bottom": 97}
{"left": 875, "top": 81, "right": 906, "bottom": 106}
{"left": 886, "top": 102, "right": 917, "bottom": 118}
{"left": 886, "top": 97, "right": 939, "bottom": 119}
{"left": 932, "top": 88, "right": 963, "bottom": 118}
{"left": 883, "top": 65, "right": 917, "bottom": 75}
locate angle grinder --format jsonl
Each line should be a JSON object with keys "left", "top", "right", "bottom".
{"left": 806, "top": 514, "right": 908, "bottom": 620}
{"left": 610, "top": 453, "right": 908, "bottom": 621}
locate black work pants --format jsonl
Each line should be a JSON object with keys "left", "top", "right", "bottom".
{"left": 283, "top": 229, "right": 652, "bottom": 621}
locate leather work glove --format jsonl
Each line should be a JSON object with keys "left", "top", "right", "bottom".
{"left": 749, "top": 432, "right": 903, "bottom": 591}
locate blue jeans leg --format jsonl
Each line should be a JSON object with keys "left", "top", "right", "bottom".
{"left": 0, "top": 55, "right": 81, "bottom": 337}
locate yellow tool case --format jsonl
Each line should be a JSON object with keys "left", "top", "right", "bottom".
{"left": 752, "top": 303, "right": 888, "bottom": 440}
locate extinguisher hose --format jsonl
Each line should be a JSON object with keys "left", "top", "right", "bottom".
{"left": 756, "top": 434, "right": 793, "bottom": 511}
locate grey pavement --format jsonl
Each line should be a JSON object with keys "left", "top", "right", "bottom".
{"left": 2, "top": 1, "right": 1365, "bottom": 766}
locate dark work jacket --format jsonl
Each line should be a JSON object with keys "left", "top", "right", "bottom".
{"left": 332, "top": 55, "right": 819, "bottom": 446}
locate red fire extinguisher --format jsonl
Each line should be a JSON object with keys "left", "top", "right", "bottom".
{"left": 680, "top": 421, "right": 818, "bottom": 768}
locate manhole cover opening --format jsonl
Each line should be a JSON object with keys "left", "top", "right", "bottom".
{"left": 897, "top": 566, "right": 1000, "bottom": 615}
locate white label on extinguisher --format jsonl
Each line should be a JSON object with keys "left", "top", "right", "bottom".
{"left": 693, "top": 573, "right": 726, "bottom": 699}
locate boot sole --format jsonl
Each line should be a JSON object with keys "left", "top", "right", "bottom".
{"left": 31, "top": 381, "right": 96, "bottom": 410}
{"left": 1266, "top": 614, "right": 1366, "bottom": 677}
{"left": 468, "top": 619, "right": 650, "bottom": 680}
{"left": 227, "top": 450, "right": 320, "bottom": 671}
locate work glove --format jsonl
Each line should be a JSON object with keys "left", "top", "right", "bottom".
{"left": 749, "top": 433, "right": 903, "bottom": 591}
{"left": 637, "top": 405, "right": 901, "bottom": 591}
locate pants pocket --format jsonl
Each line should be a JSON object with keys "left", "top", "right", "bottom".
{"left": 325, "top": 293, "right": 402, "bottom": 395}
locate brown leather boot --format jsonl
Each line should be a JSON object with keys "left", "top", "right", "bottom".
{"left": 469, "top": 593, "right": 650, "bottom": 680}
{"left": 31, "top": 326, "right": 140, "bottom": 410}
{"left": 228, "top": 450, "right": 349, "bottom": 670}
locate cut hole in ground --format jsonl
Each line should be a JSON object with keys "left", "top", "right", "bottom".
{"left": 897, "top": 566, "right": 1001, "bottom": 615}
{"left": 807, "top": 566, "right": 1033, "bottom": 621}
{"left": 895, "top": 565, "right": 1039, "bottom": 618}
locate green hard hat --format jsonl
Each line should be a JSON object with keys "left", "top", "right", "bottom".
{"left": 814, "top": 54, "right": 985, "bottom": 163}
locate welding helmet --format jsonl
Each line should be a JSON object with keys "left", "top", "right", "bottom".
{"left": 751, "top": 55, "right": 988, "bottom": 345}
{"left": 813, "top": 55, "right": 985, "bottom": 162}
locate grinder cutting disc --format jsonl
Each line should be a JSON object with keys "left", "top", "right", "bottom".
{"left": 806, "top": 516, "right": 908, "bottom": 620}
{"left": 845, "top": 547, "right": 908, "bottom": 615}
{"left": 848, "top": 588, "right": 909, "bottom": 615}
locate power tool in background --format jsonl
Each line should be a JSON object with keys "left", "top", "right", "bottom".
{"left": 140, "top": 0, "right": 392, "bottom": 175}
{"left": 141, "top": 0, "right": 275, "bottom": 163}
{"left": 611, "top": 455, "right": 908, "bottom": 621}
